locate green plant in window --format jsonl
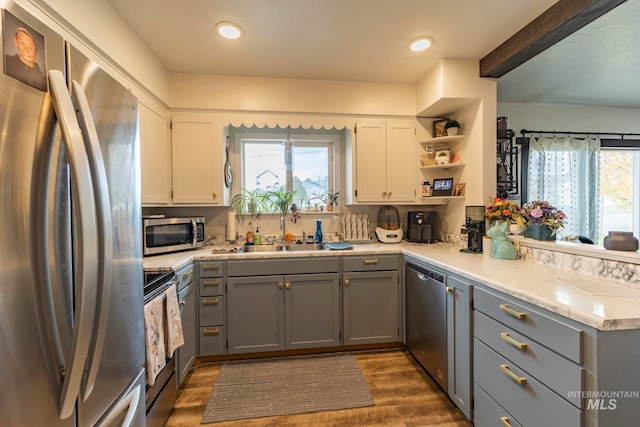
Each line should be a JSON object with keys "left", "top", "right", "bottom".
{"left": 267, "top": 188, "right": 298, "bottom": 218}
{"left": 230, "top": 188, "right": 270, "bottom": 219}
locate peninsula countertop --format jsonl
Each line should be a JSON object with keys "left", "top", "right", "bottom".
{"left": 143, "top": 242, "right": 640, "bottom": 331}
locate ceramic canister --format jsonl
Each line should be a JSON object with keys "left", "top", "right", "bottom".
{"left": 603, "top": 231, "right": 639, "bottom": 251}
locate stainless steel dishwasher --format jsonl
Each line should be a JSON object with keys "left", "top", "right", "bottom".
{"left": 406, "top": 262, "right": 448, "bottom": 391}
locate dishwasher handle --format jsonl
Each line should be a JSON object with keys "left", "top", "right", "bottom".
{"left": 411, "top": 265, "right": 446, "bottom": 285}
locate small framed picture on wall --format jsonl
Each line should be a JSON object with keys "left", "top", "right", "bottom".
{"left": 454, "top": 183, "right": 466, "bottom": 197}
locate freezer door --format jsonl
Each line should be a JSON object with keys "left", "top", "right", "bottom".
{"left": 0, "top": 5, "right": 74, "bottom": 427}
{"left": 66, "top": 44, "right": 146, "bottom": 427}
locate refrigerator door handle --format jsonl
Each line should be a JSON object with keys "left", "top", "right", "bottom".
{"left": 48, "top": 70, "right": 100, "bottom": 419}
{"left": 95, "top": 382, "right": 142, "bottom": 427}
{"left": 70, "top": 80, "right": 114, "bottom": 400}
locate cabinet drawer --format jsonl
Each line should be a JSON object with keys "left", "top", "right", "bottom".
{"left": 199, "top": 296, "right": 224, "bottom": 325}
{"left": 199, "top": 326, "right": 225, "bottom": 356}
{"left": 200, "top": 277, "right": 224, "bottom": 296}
{"left": 342, "top": 255, "right": 398, "bottom": 272}
{"left": 176, "top": 264, "right": 195, "bottom": 291}
{"left": 475, "top": 311, "right": 583, "bottom": 408}
{"left": 474, "top": 383, "right": 523, "bottom": 427}
{"left": 227, "top": 257, "right": 339, "bottom": 276}
{"left": 198, "top": 261, "right": 224, "bottom": 278}
{"left": 474, "top": 339, "right": 582, "bottom": 427}
{"left": 474, "top": 287, "right": 582, "bottom": 363}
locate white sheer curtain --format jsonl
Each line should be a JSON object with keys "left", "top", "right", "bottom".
{"left": 528, "top": 136, "right": 601, "bottom": 241}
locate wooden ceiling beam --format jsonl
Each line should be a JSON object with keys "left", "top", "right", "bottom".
{"left": 480, "top": 0, "right": 628, "bottom": 78}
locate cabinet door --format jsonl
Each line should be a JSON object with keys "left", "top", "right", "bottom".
{"left": 446, "top": 275, "right": 473, "bottom": 420}
{"left": 285, "top": 273, "right": 340, "bottom": 349}
{"left": 140, "top": 103, "right": 171, "bottom": 204}
{"left": 354, "top": 120, "right": 387, "bottom": 202}
{"left": 343, "top": 271, "right": 399, "bottom": 344}
{"left": 385, "top": 121, "right": 416, "bottom": 202}
{"left": 227, "top": 276, "right": 285, "bottom": 354}
{"left": 171, "top": 114, "right": 222, "bottom": 204}
{"left": 176, "top": 281, "right": 196, "bottom": 386}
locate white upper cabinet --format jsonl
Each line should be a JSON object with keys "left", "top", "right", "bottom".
{"left": 171, "top": 113, "right": 224, "bottom": 205}
{"left": 140, "top": 103, "right": 172, "bottom": 205}
{"left": 353, "top": 120, "right": 416, "bottom": 203}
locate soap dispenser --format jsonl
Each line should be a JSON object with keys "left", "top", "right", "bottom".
{"left": 254, "top": 226, "right": 262, "bottom": 245}
{"left": 315, "top": 220, "right": 323, "bottom": 244}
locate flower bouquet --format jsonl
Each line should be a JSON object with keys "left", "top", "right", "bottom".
{"left": 485, "top": 197, "right": 524, "bottom": 225}
{"left": 519, "top": 200, "right": 565, "bottom": 240}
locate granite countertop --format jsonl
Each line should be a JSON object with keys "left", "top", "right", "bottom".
{"left": 143, "top": 242, "right": 640, "bottom": 331}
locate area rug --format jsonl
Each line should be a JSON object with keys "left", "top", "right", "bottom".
{"left": 201, "top": 353, "right": 375, "bottom": 423}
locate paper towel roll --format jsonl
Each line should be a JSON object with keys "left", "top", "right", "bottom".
{"left": 227, "top": 211, "right": 236, "bottom": 241}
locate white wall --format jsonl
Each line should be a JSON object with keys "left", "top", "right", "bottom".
{"left": 16, "top": 0, "right": 171, "bottom": 106}
{"left": 169, "top": 73, "right": 418, "bottom": 117}
{"left": 498, "top": 102, "right": 640, "bottom": 135}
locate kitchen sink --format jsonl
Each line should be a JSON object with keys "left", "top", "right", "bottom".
{"left": 241, "top": 244, "right": 284, "bottom": 252}
{"left": 284, "top": 243, "right": 325, "bottom": 251}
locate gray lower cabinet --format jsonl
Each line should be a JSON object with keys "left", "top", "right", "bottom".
{"left": 343, "top": 255, "right": 400, "bottom": 345}
{"left": 198, "top": 261, "right": 225, "bottom": 356}
{"left": 226, "top": 273, "right": 340, "bottom": 354}
{"left": 446, "top": 275, "right": 473, "bottom": 420}
{"left": 175, "top": 264, "right": 196, "bottom": 386}
{"left": 225, "top": 257, "right": 341, "bottom": 355}
{"left": 473, "top": 286, "right": 584, "bottom": 427}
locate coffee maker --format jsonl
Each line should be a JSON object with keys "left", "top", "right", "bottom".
{"left": 407, "top": 211, "right": 439, "bottom": 243}
{"left": 462, "top": 206, "right": 485, "bottom": 253}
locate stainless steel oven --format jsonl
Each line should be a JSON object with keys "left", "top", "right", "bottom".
{"left": 143, "top": 269, "right": 177, "bottom": 427}
{"left": 143, "top": 216, "right": 205, "bottom": 256}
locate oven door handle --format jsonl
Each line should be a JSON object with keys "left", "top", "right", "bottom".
{"left": 71, "top": 80, "right": 114, "bottom": 400}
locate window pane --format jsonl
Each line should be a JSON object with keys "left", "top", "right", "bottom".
{"left": 243, "top": 141, "right": 285, "bottom": 192}
{"left": 292, "top": 144, "right": 329, "bottom": 207}
{"left": 599, "top": 150, "right": 635, "bottom": 242}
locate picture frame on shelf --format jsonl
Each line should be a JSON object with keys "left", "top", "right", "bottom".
{"left": 433, "top": 119, "right": 447, "bottom": 137}
{"left": 454, "top": 182, "right": 466, "bottom": 197}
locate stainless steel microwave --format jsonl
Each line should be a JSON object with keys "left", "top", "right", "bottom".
{"left": 143, "top": 216, "right": 205, "bottom": 256}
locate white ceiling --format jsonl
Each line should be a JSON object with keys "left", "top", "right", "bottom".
{"left": 106, "top": 0, "right": 638, "bottom": 108}
{"left": 105, "top": 0, "right": 556, "bottom": 84}
{"left": 498, "top": 0, "right": 640, "bottom": 108}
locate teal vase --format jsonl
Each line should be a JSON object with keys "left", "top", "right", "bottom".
{"left": 524, "top": 224, "right": 555, "bottom": 241}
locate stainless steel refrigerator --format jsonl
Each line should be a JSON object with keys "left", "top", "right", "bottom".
{"left": 1, "top": 4, "right": 145, "bottom": 426}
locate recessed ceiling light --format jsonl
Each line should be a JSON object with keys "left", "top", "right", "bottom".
{"left": 216, "top": 21, "right": 242, "bottom": 39}
{"left": 409, "top": 37, "right": 433, "bottom": 52}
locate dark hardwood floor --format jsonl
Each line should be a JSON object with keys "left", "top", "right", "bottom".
{"left": 165, "top": 349, "right": 471, "bottom": 426}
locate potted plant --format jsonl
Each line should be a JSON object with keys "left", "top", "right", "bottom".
{"left": 267, "top": 188, "right": 297, "bottom": 218}
{"left": 519, "top": 200, "right": 566, "bottom": 240}
{"left": 311, "top": 189, "right": 340, "bottom": 211}
{"left": 230, "top": 188, "right": 270, "bottom": 219}
{"left": 486, "top": 197, "right": 525, "bottom": 235}
{"left": 444, "top": 119, "right": 461, "bottom": 136}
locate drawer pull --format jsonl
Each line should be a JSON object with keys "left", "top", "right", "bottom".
{"left": 203, "top": 279, "right": 220, "bottom": 286}
{"left": 500, "top": 304, "right": 527, "bottom": 320}
{"left": 344, "top": 279, "right": 350, "bottom": 286}
{"left": 179, "top": 300, "right": 186, "bottom": 307}
{"left": 183, "top": 270, "right": 193, "bottom": 282}
{"left": 203, "top": 328, "right": 220, "bottom": 335}
{"left": 279, "top": 283, "right": 284, "bottom": 289}
{"left": 500, "top": 416, "right": 513, "bottom": 427}
{"left": 363, "top": 259, "right": 378, "bottom": 265}
{"left": 445, "top": 286, "right": 453, "bottom": 293}
{"left": 202, "top": 298, "right": 220, "bottom": 306}
{"left": 203, "top": 264, "right": 220, "bottom": 271}
{"left": 501, "top": 332, "right": 528, "bottom": 350}
{"left": 500, "top": 364, "right": 527, "bottom": 385}
{"left": 285, "top": 282, "right": 291, "bottom": 289}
